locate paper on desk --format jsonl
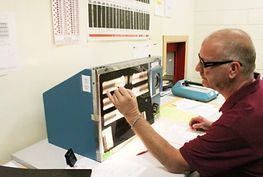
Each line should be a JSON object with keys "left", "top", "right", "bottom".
{"left": 92, "top": 154, "right": 184, "bottom": 177}
{"left": 70, "top": 157, "right": 98, "bottom": 169}
{"left": 172, "top": 99, "right": 221, "bottom": 122}
{"left": 160, "top": 105, "right": 195, "bottom": 124}
{"left": 91, "top": 159, "right": 146, "bottom": 177}
{"left": 156, "top": 122, "right": 202, "bottom": 149}
{"left": 131, "top": 150, "right": 184, "bottom": 176}
{"left": 168, "top": 124, "right": 202, "bottom": 148}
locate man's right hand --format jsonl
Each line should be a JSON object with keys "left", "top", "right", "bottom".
{"left": 106, "top": 87, "right": 141, "bottom": 125}
{"left": 189, "top": 116, "right": 212, "bottom": 131}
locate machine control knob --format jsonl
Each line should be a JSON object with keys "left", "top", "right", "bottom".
{"left": 152, "top": 103, "right": 159, "bottom": 114}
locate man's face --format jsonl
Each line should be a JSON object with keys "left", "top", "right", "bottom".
{"left": 195, "top": 41, "right": 230, "bottom": 91}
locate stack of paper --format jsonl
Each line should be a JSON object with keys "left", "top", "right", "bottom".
{"left": 172, "top": 99, "right": 222, "bottom": 122}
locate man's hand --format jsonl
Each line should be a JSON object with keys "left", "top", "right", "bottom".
{"left": 106, "top": 87, "right": 141, "bottom": 125}
{"left": 189, "top": 116, "right": 212, "bottom": 131}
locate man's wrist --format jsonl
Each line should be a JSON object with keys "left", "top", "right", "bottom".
{"left": 130, "top": 113, "right": 143, "bottom": 128}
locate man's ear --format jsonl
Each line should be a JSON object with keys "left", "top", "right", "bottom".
{"left": 229, "top": 62, "right": 241, "bottom": 79}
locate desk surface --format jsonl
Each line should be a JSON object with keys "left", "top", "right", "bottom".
{"left": 12, "top": 139, "right": 99, "bottom": 169}
{"left": 3, "top": 160, "right": 25, "bottom": 168}
{"left": 12, "top": 93, "right": 223, "bottom": 177}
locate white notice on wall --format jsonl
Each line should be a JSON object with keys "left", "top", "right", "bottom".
{"left": 0, "top": 13, "right": 19, "bottom": 74}
{"left": 165, "top": 0, "right": 173, "bottom": 17}
{"left": 154, "top": 0, "right": 165, "bottom": 17}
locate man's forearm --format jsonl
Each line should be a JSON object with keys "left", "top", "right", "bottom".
{"left": 127, "top": 115, "right": 190, "bottom": 173}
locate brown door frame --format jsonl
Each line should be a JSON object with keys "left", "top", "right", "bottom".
{"left": 162, "top": 35, "right": 188, "bottom": 83}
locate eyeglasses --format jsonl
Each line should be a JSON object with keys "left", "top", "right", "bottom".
{"left": 198, "top": 53, "right": 242, "bottom": 68}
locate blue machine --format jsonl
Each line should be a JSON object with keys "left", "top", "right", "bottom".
{"left": 172, "top": 79, "right": 218, "bottom": 102}
{"left": 43, "top": 57, "right": 162, "bottom": 162}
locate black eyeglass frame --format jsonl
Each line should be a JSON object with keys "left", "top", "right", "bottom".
{"left": 198, "top": 53, "right": 242, "bottom": 68}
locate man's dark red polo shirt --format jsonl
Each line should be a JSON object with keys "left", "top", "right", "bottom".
{"left": 180, "top": 76, "right": 263, "bottom": 177}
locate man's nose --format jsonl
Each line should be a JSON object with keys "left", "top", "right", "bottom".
{"left": 195, "top": 62, "right": 201, "bottom": 72}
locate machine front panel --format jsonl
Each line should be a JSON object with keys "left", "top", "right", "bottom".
{"left": 98, "top": 63, "right": 154, "bottom": 152}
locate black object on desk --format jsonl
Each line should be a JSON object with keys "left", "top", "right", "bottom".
{"left": 65, "top": 148, "right": 77, "bottom": 167}
{"left": 0, "top": 165, "right": 92, "bottom": 177}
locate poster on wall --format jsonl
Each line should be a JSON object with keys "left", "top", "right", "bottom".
{"left": 87, "top": 0, "right": 151, "bottom": 40}
{"left": 154, "top": 0, "right": 173, "bottom": 17}
{"left": 164, "top": 0, "right": 173, "bottom": 17}
{"left": 154, "top": 0, "right": 164, "bottom": 16}
{"left": 51, "top": 0, "right": 80, "bottom": 45}
{"left": 0, "top": 12, "right": 19, "bottom": 75}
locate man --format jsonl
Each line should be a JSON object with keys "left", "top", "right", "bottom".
{"left": 107, "top": 29, "right": 263, "bottom": 177}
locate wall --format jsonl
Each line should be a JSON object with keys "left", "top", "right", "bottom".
{"left": 191, "top": 0, "right": 263, "bottom": 81}
{"left": 0, "top": 0, "right": 195, "bottom": 163}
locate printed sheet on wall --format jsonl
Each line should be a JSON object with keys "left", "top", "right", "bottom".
{"left": 51, "top": 0, "right": 80, "bottom": 45}
{"left": 87, "top": 0, "right": 151, "bottom": 40}
{"left": 0, "top": 12, "right": 19, "bottom": 75}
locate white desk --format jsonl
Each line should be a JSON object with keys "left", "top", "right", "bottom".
{"left": 11, "top": 123, "right": 189, "bottom": 177}
{"left": 12, "top": 139, "right": 98, "bottom": 169}
{"left": 12, "top": 93, "right": 223, "bottom": 177}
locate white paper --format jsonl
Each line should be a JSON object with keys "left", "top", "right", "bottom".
{"left": 172, "top": 99, "right": 221, "bottom": 121}
{"left": 130, "top": 152, "right": 185, "bottom": 177}
{"left": 51, "top": 0, "right": 80, "bottom": 45}
{"left": 92, "top": 159, "right": 146, "bottom": 177}
{"left": 173, "top": 98, "right": 204, "bottom": 110}
{"left": 164, "top": 0, "right": 173, "bottom": 17}
{"left": 155, "top": 121, "right": 201, "bottom": 149}
{"left": 68, "top": 157, "right": 99, "bottom": 169}
{"left": 102, "top": 126, "right": 114, "bottom": 150}
{"left": 154, "top": 0, "right": 165, "bottom": 16}
{"left": 167, "top": 124, "right": 201, "bottom": 148}
{"left": 81, "top": 75, "right": 91, "bottom": 92}
{"left": 155, "top": 0, "right": 173, "bottom": 18}
{"left": 0, "top": 12, "right": 19, "bottom": 74}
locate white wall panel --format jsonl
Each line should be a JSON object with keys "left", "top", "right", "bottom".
{"left": 195, "top": 10, "right": 248, "bottom": 25}
{"left": 190, "top": 0, "right": 263, "bottom": 80}
{"left": 195, "top": 0, "right": 263, "bottom": 11}
{"left": 248, "top": 9, "right": 263, "bottom": 24}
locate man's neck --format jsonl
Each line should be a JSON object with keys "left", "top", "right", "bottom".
{"left": 222, "top": 75, "right": 255, "bottom": 99}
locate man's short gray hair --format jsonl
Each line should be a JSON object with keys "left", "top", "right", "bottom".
{"left": 208, "top": 28, "right": 256, "bottom": 75}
